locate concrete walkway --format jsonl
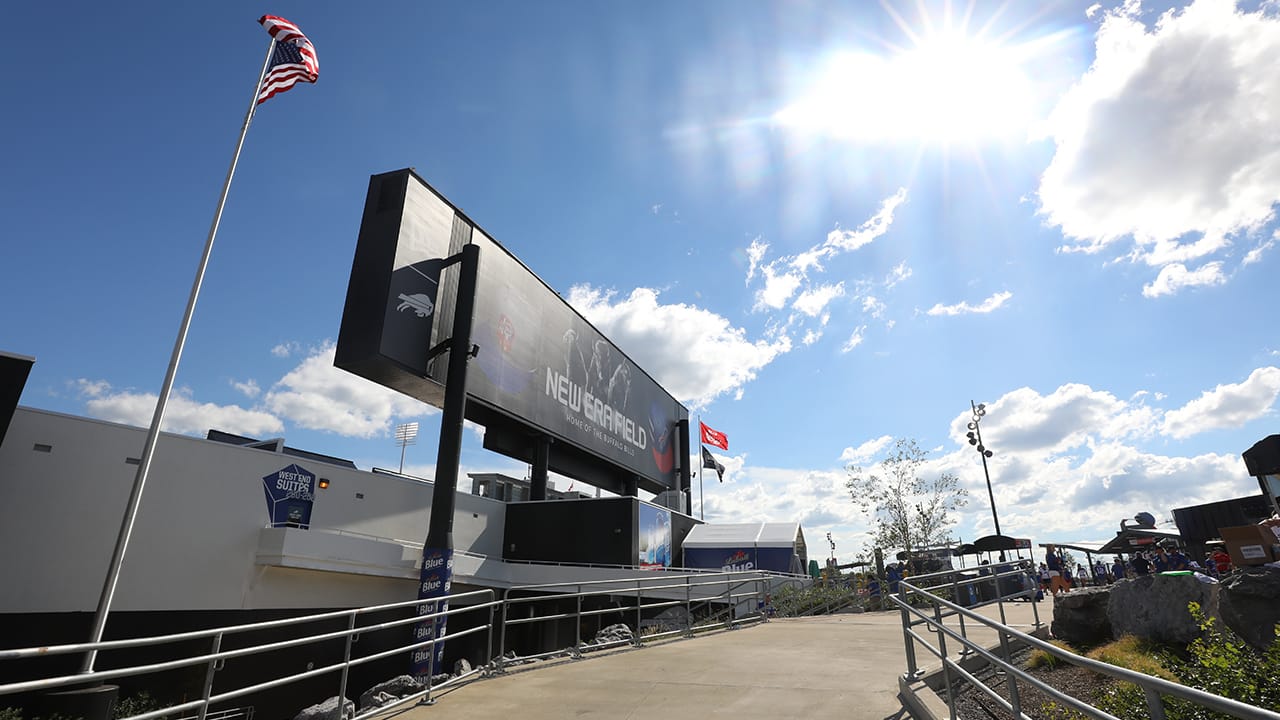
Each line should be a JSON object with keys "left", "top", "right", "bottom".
{"left": 381, "top": 600, "right": 1045, "bottom": 720}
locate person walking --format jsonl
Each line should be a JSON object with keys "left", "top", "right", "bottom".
{"left": 1045, "top": 545, "right": 1070, "bottom": 595}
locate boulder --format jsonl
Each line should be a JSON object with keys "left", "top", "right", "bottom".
{"left": 1051, "top": 586, "right": 1112, "bottom": 646}
{"left": 1107, "top": 574, "right": 1219, "bottom": 645}
{"left": 293, "top": 696, "right": 353, "bottom": 720}
{"left": 453, "top": 658, "right": 472, "bottom": 676}
{"left": 1219, "top": 565, "right": 1280, "bottom": 651}
{"left": 591, "top": 623, "right": 634, "bottom": 645}
{"left": 358, "top": 675, "right": 423, "bottom": 712}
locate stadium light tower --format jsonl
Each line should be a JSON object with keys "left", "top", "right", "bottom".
{"left": 966, "top": 401, "right": 1001, "bottom": 539}
{"left": 395, "top": 421, "right": 419, "bottom": 474}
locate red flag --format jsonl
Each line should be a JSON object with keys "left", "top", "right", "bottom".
{"left": 257, "top": 15, "right": 319, "bottom": 104}
{"left": 700, "top": 421, "right": 728, "bottom": 451}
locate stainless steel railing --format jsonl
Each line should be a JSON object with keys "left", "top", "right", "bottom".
{"left": 0, "top": 569, "right": 805, "bottom": 720}
{"left": 495, "top": 570, "right": 778, "bottom": 667}
{"left": 893, "top": 567, "right": 1280, "bottom": 720}
{"left": 0, "top": 589, "right": 499, "bottom": 720}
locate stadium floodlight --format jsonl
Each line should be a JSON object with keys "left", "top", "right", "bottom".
{"left": 395, "top": 421, "right": 419, "bottom": 474}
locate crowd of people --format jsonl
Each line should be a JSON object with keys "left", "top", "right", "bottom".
{"left": 1036, "top": 542, "right": 1234, "bottom": 595}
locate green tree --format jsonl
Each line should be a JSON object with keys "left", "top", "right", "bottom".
{"left": 845, "top": 437, "right": 969, "bottom": 556}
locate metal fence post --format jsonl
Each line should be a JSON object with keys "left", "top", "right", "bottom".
{"left": 197, "top": 632, "right": 223, "bottom": 720}
{"left": 685, "top": 577, "right": 694, "bottom": 636}
{"left": 497, "top": 596, "right": 509, "bottom": 673}
{"left": 1143, "top": 686, "right": 1168, "bottom": 720}
{"left": 952, "top": 573, "right": 972, "bottom": 656}
{"left": 574, "top": 592, "right": 583, "bottom": 656}
{"left": 932, "top": 603, "right": 957, "bottom": 720}
{"left": 486, "top": 601, "right": 496, "bottom": 675}
{"left": 899, "top": 583, "right": 919, "bottom": 677}
{"left": 635, "top": 583, "right": 644, "bottom": 646}
{"left": 724, "top": 576, "right": 734, "bottom": 629}
{"left": 337, "top": 613, "right": 357, "bottom": 717}
{"left": 998, "top": 630, "right": 1022, "bottom": 718}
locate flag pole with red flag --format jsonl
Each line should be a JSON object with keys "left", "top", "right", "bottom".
{"left": 82, "top": 17, "right": 318, "bottom": 673}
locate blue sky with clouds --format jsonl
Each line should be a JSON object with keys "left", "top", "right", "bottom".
{"left": 4, "top": 0, "right": 1280, "bottom": 561}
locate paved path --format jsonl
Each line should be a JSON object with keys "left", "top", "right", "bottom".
{"left": 381, "top": 600, "right": 1045, "bottom": 720}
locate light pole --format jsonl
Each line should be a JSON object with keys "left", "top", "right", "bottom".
{"left": 965, "top": 401, "right": 1001, "bottom": 539}
{"left": 394, "top": 421, "right": 418, "bottom": 474}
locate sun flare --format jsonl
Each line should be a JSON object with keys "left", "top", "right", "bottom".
{"left": 774, "top": 31, "right": 1035, "bottom": 144}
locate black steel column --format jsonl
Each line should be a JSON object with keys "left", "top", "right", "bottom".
{"left": 623, "top": 476, "right": 638, "bottom": 497}
{"left": 530, "top": 435, "right": 550, "bottom": 501}
{"left": 676, "top": 419, "right": 691, "bottom": 515}
{"left": 413, "top": 242, "right": 479, "bottom": 684}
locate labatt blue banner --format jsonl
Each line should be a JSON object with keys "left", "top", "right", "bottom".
{"left": 411, "top": 547, "right": 452, "bottom": 682}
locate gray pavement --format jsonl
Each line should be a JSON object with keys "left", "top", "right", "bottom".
{"left": 382, "top": 600, "right": 1046, "bottom": 720}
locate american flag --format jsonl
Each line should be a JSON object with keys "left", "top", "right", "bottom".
{"left": 257, "top": 15, "right": 319, "bottom": 104}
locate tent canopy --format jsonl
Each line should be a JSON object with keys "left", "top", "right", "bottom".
{"left": 682, "top": 521, "right": 802, "bottom": 548}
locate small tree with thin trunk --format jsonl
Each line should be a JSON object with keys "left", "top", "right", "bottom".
{"left": 845, "top": 437, "right": 969, "bottom": 556}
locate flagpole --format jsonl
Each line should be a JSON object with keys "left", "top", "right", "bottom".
{"left": 81, "top": 36, "right": 278, "bottom": 674}
{"left": 697, "top": 414, "right": 705, "bottom": 521}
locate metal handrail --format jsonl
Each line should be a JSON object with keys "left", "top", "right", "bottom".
{"left": 893, "top": 576, "right": 1280, "bottom": 720}
{"left": 1, "top": 568, "right": 809, "bottom": 720}
{"left": 0, "top": 589, "right": 498, "bottom": 720}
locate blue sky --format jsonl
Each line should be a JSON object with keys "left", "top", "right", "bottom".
{"left": 4, "top": 0, "right": 1280, "bottom": 562}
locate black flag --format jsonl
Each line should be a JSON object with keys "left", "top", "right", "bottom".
{"left": 701, "top": 446, "right": 725, "bottom": 482}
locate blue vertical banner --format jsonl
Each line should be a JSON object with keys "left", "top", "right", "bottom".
{"left": 412, "top": 546, "right": 453, "bottom": 682}
{"left": 261, "top": 464, "right": 315, "bottom": 528}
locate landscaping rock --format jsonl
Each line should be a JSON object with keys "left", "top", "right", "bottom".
{"left": 453, "top": 658, "right": 472, "bottom": 676}
{"left": 358, "top": 675, "right": 423, "bottom": 711}
{"left": 1219, "top": 565, "right": 1280, "bottom": 651}
{"left": 1051, "top": 586, "right": 1113, "bottom": 645}
{"left": 1107, "top": 574, "right": 1218, "bottom": 645}
{"left": 293, "top": 695, "right": 353, "bottom": 720}
{"left": 592, "top": 623, "right": 634, "bottom": 645}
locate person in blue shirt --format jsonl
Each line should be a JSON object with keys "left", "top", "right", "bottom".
{"left": 1112, "top": 557, "right": 1127, "bottom": 580}
{"left": 886, "top": 563, "right": 902, "bottom": 594}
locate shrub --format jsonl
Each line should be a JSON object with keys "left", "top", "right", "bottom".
{"left": 1095, "top": 603, "right": 1280, "bottom": 720}
{"left": 1086, "top": 635, "right": 1178, "bottom": 682}
{"left": 1027, "top": 639, "right": 1077, "bottom": 670}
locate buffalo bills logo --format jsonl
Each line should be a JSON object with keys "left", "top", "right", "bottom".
{"left": 496, "top": 314, "right": 514, "bottom": 352}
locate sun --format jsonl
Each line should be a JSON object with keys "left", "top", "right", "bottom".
{"left": 773, "top": 30, "right": 1036, "bottom": 144}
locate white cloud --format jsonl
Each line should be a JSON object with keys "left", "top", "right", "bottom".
{"left": 861, "top": 295, "right": 886, "bottom": 319}
{"left": 567, "top": 286, "right": 791, "bottom": 408}
{"left": 754, "top": 266, "right": 802, "bottom": 310}
{"left": 825, "top": 189, "right": 908, "bottom": 254}
{"left": 884, "top": 261, "right": 913, "bottom": 289}
{"left": 745, "top": 189, "right": 908, "bottom": 345}
{"left": 954, "top": 384, "right": 1157, "bottom": 459}
{"left": 1039, "top": 0, "right": 1280, "bottom": 293}
{"left": 1161, "top": 367, "right": 1280, "bottom": 439}
{"left": 802, "top": 329, "right": 823, "bottom": 346}
{"left": 745, "top": 237, "right": 768, "bottom": 282}
{"left": 76, "top": 379, "right": 283, "bottom": 437}
{"left": 1141, "top": 261, "right": 1226, "bottom": 298}
{"left": 793, "top": 282, "right": 845, "bottom": 317}
{"left": 925, "top": 291, "right": 1013, "bottom": 316}
{"left": 839, "top": 435, "right": 894, "bottom": 465}
{"left": 688, "top": 370, "right": 1270, "bottom": 562}
{"left": 271, "top": 341, "right": 302, "bottom": 358}
{"left": 263, "top": 342, "right": 435, "bottom": 438}
{"left": 840, "top": 325, "right": 867, "bottom": 353}
{"left": 231, "top": 379, "right": 261, "bottom": 399}
{"left": 1243, "top": 235, "right": 1277, "bottom": 266}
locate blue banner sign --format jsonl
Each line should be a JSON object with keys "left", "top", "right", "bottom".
{"left": 412, "top": 546, "right": 453, "bottom": 682}
{"left": 261, "top": 464, "right": 315, "bottom": 528}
